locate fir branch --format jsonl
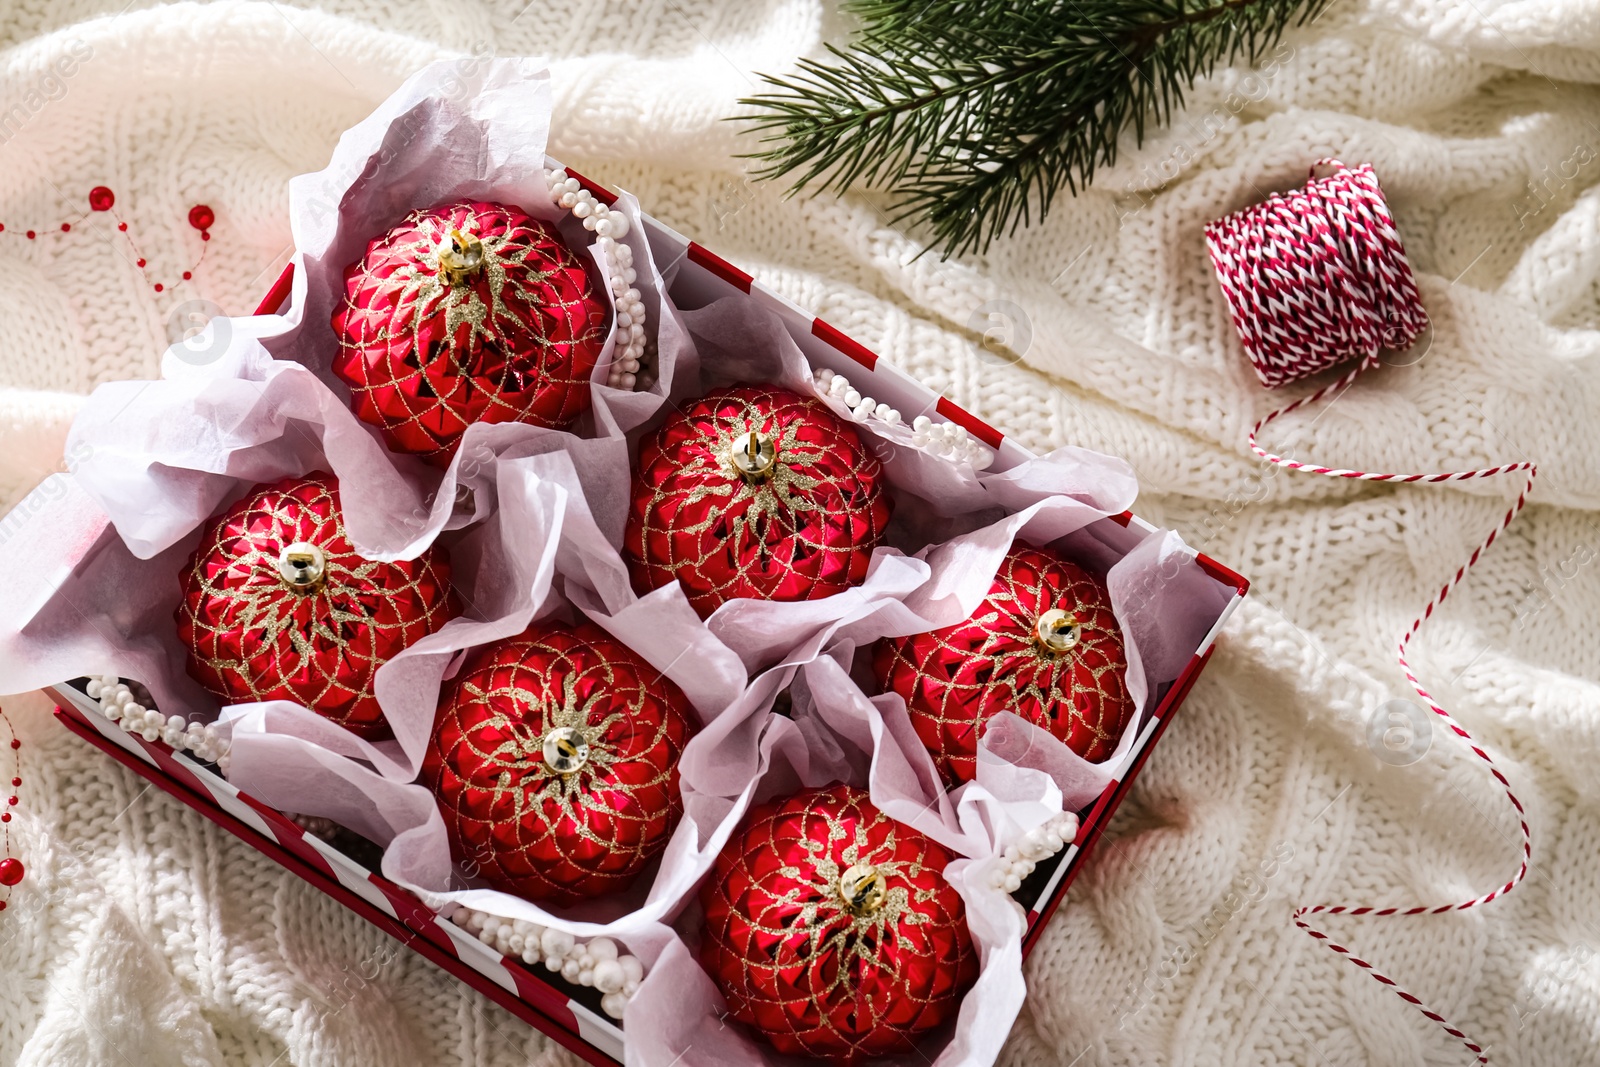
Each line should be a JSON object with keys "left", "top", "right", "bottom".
{"left": 741, "top": 0, "right": 1330, "bottom": 257}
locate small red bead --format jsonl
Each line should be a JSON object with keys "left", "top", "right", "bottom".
{"left": 8, "top": 740, "right": 17, "bottom": 750}
{"left": 181, "top": 271, "right": 192, "bottom": 280}
{"left": 201, "top": 231, "right": 211, "bottom": 242}
{"left": 0, "top": 223, "right": 7, "bottom": 232}
{"left": 1, "top": 813, "right": 10, "bottom": 823}
{"left": 136, "top": 258, "right": 146, "bottom": 268}
{"left": 153, "top": 283, "right": 164, "bottom": 293}
{"left": 117, "top": 222, "right": 127, "bottom": 232}
{"left": 0, "top": 901, "right": 7, "bottom": 911}
{"left": 60, "top": 223, "right": 70, "bottom": 232}
{"left": 188, "top": 204, "right": 214, "bottom": 230}
{"left": 25, "top": 231, "right": 35, "bottom": 240}
{"left": 0, "top": 857, "right": 22, "bottom": 886}
{"left": 6, "top": 797, "right": 15, "bottom": 806}
{"left": 88, "top": 186, "right": 115, "bottom": 211}
{"left": 9, "top": 779, "right": 17, "bottom": 788}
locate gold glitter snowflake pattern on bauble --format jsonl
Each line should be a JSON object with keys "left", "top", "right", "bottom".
{"left": 176, "top": 471, "right": 457, "bottom": 740}
{"left": 332, "top": 199, "right": 609, "bottom": 465}
{"left": 874, "top": 543, "right": 1136, "bottom": 785}
{"left": 699, "top": 784, "right": 976, "bottom": 1061}
{"left": 624, "top": 384, "right": 892, "bottom": 617}
{"left": 422, "top": 620, "right": 698, "bottom": 907}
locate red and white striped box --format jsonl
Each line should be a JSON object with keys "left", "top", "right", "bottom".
{"left": 48, "top": 167, "right": 1248, "bottom": 1067}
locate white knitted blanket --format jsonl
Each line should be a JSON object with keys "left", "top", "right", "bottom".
{"left": 2, "top": 2, "right": 1597, "bottom": 1065}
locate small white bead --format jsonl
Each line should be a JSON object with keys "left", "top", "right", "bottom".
{"left": 828, "top": 375, "right": 849, "bottom": 396}
{"left": 853, "top": 398, "right": 876, "bottom": 418}
{"left": 608, "top": 213, "right": 629, "bottom": 238}
{"left": 912, "top": 415, "right": 932, "bottom": 432}
{"left": 593, "top": 959, "right": 625, "bottom": 994}
{"left": 843, "top": 389, "right": 861, "bottom": 407}
{"left": 167, "top": 714, "right": 185, "bottom": 731}
{"left": 615, "top": 313, "right": 632, "bottom": 329}
{"left": 621, "top": 358, "right": 640, "bottom": 372}
{"left": 508, "top": 933, "right": 525, "bottom": 954}
{"left": 623, "top": 978, "right": 640, "bottom": 996}
{"left": 622, "top": 267, "right": 637, "bottom": 283}
{"left": 601, "top": 992, "right": 628, "bottom": 1020}
{"left": 1017, "top": 859, "right": 1035, "bottom": 877}
{"left": 620, "top": 956, "right": 644, "bottom": 984}
{"left": 86, "top": 680, "right": 103, "bottom": 698}
{"left": 544, "top": 957, "right": 562, "bottom": 972}
{"left": 1003, "top": 845, "right": 1020, "bottom": 863}
{"left": 628, "top": 324, "right": 644, "bottom": 340}
{"left": 572, "top": 201, "right": 592, "bottom": 218}
{"left": 140, "top": 725, "right": 161, "bottom": 742}
{"left": 1044, "top": 829, "right": 1064, "bottom": 851}
{"left": 103, "top": 703, "right": 124, "bottom": 723}
{"left": 588, "top": 938, "right": 618, "bottom": 962}
{"left": 989, "top": 868, "right": 1008, "bottom": 890}
{"left": 882, "top": 408, "right": 901, "bottom": 425}
{"left": 816, "top": 368, "right": 834, "bottom": 384}
{"left": 1004, "top": 873, "right": 1022, "bottom": 893}
{"left": 521, "top": 943, "right": 540, "bottom": 965}
{"left": 451, "top": 910, "right": 471, "bottom": 928}
{"left": 562, "top": 178, "right": 580, "bottom": 193}
{"left": 561, "top": 958, "right": 582, "bottom": 982}
{"left": 619, "top": 372, "right": 636, "bottom": 388}
{"left": 559, "top": 192, "right": 577, "bottom": 209}
{"left": 595, "top": 219, "right": 613, "bottom": 237}
{"left": 579, "top": 968, "right": 595, "bottom": 987}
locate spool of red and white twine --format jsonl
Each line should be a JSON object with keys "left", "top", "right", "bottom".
{"left": 1206, "top": 160, "right": 1533, "bottom": 1065}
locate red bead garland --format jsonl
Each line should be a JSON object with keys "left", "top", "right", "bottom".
{"left": 0, "top": 186, "right": 217, "bottom": 295}
{"left": 0, "top": 706, "right": 20, "bottom": 909}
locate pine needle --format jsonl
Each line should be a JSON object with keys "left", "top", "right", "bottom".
{"left": 740, "top": 0, "right": 1330, "bottom": 257}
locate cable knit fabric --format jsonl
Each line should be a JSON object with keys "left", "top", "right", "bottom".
{"left": 1, "top": 2, "right": 1598, "bottom": 1065}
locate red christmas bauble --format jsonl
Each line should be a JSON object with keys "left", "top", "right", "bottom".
{"left": 422, "top": 620, "right": 697, "bottom": 907}
{"left": 624, "top": 385, "right": 892, "bottom": 617}
{"left": 331, "top": 200, "right": 609, "bottom": 465}
{"left": 874, "top": 543, "right": 1135, "bottom": 785}
{"left": 700, "top": 784, "right": 976, "bottom": 1061}
{"left": 177, "top": 472, "right": 456, "bottom": 739}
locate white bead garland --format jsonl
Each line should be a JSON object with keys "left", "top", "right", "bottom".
{"left": 989, "top": 811, "right": 1079, "bottom": 894}
{"left": 87, "top": 674, "right": 230, "bottom": 773}
{"left": 813, "top": 367, "right": 994, "bottom": 470}
{"left": 451, "top": 905, "right": 645, "bottom": 1020}
{"left": 542, "top": 167, "right": 647, "bottom": 391}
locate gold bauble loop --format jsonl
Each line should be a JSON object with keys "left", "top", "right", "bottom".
{"left": 839, "top": 862, "right": 887, "bottom": 916}
{"left": 541, "top": 726, "right": 590, "bottom": 775}
{"left": 437, "top": 228, "right": 486, "bottom": 286}
{"left": 1035, "top": 608, "right": 1082, "bottom": 655}
{"left": 727, "top": 429, "right": 778, "bottom": 483}
{"left": 276, "top": 542, "right": 328, "bottom": 593}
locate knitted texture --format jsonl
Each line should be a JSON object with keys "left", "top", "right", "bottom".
{"left": 3, "top": 3, "right": 1600, "bottom": 1067}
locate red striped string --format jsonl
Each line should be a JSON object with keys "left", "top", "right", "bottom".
{"left": 1206, "top": 160, "right": 1532, "bottom": 1066}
